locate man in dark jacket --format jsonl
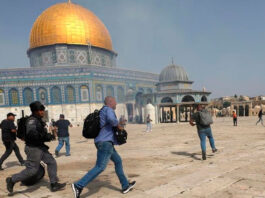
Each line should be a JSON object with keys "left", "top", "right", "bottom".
{"left": 6, "top": 101, "right": 66, "bottom": 193}
{"left": 0, "top": 113, "right": 24, "bottom": 170}
{"left": 54, "top": 114, "right": 72, "bottom": 157}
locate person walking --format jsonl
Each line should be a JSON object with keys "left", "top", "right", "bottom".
{"left": 49, "top": 119, "right": 57, "bottom": 138}
{"left": 6, "top": 101, "right": 66, "bottom": 193}
{"left": 0, "top": 113, "right": 24, "bottom": 170}
{"left": 256, "top": 109, "right": 264, "bottom": 126}
{"left": 190, "top": 104, "right": 217, "bottom": 160}
{"left": 232, "top": 111, "right": 237, "bottom": 126}
{"left": 146, "top": 114, "right": 152, "bottom": 132}
{"left": 72, "top": 96, "right": 135, "bottom": 198}
{"left": 54, "top": 114, "right": 72, "bottom": 157}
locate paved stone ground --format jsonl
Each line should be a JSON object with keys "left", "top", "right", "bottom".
{"left": 0, "top": 117, "right": 265, "bottom": 198}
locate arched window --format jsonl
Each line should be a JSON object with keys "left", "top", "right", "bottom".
{"left": 66, "top": 86, "right": 75, "bottom": 103}
{"left": 106, "top": 86, "right": 114, "bottom": 97}
{"left": 96, "top": 86, "right": 103, "bottom": 102}
{"left": 0, "top": 89, "right": 5, "bottom": 105}
{"left": 161, "top": 97, "right": 173, "bottom": 103}
{"left": 138, "top": 88, "right": 144, "bottom": 93}
{"left": 80, "top": 85, "right": 89, "bottom": 102}
{"left": 182, "top": 95, "right": 195, "bottom": 102}
{"left": 9, "top": 88, "right": 19, "bottom": 105}
{"left": 147, "top": 88, "right": 153, "bottom": 94}
{"left": 51, "top": 86, "right": 62, "bottom": 104}
{"left": 37, "top": 88, "right": 48, "bottom": 105}
{"left": 117, "top": 87, "right": 125, "bottom": 103}
{"left": 23, "top": 88, "right": 34, "bottom": 105}
{"left": 201, "top": 96, "right": 207, "bottom": 102}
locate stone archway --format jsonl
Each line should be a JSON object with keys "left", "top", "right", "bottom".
{"left": 182, "top": 95, "right": 195, "bottom": 102}
{"left": 161, "top": 97, "right": 173, "bottom": 103}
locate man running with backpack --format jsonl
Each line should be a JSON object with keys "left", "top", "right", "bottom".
{"left": 72, "top": 96, "right": 135, "bottom": 198}
{"left": 190, "top": 104, "right": 217, "bottom": 160}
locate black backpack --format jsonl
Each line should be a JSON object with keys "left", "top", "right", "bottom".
{"left": 82, "top": 109, "right": 101, "bottom": 139}
{"left": 17, "top": 116, "right": 29, "bottom": 140}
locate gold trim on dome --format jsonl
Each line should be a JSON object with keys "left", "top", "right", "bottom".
{"left": 29, "top": 2, "right": 112, "bottom": 51}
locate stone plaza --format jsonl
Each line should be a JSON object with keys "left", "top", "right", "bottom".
{"left": 1, "top": 117, "right": 265, "bottom": 198}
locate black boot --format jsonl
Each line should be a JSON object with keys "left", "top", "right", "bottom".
{"left": 212, "top": 148, "right": 218, "bottom": 153}
{"left": 202, "top": 151, "right": 206, "bottom": 160}
{"left": 50, "top": 182, "right": 66, "bottom": 192}
{"left": 6, "top": 177, "right": 15, "bottom": 193}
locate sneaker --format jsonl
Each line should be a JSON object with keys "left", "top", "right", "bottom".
{"left": 6, "top": 177, "right": 14, "bottom": 193}
{"left": 122, "top": 181, "right": 136, "bottom": 194}
{"left": 55, "top": 150, "right": 59, "bottom": 157}
{"left": 212, "top": 148, "right": 218, "bottom": 153}
{"left": 202, "top": 152, "right": 206, "bottom": 160}
{"left": 50, "top": 182, "right": 66, "bottom": 192}
{"left": 72, "top": 183, "right": 82, "bottom": 198}
{"left": 66, "top": 154, "right": 71, "bottom": 157}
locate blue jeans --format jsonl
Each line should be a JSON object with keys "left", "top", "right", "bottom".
{"left": 75, "top": 141, "right": 129, "bottom": 190}
{"left": 55, "top": 137, "right": 70, "bottom": 155}
{"left": 198, "top": 128, "right": 216, "bottom": 152}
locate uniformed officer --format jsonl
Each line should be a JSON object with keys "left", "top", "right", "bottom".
{"left": 6, "top": 101, "right": 66, "bottom": 193}
{"left": 0, "top": 113, "right": 25, "bottom": 170}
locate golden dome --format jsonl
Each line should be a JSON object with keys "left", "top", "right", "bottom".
{"left": 29, "top": 2, "right": 112, "bottom": 51}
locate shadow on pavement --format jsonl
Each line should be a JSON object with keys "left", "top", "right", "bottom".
{"left": 82, "top": 179, "right": 121, "bottom": 197}
{"left": 5, "top": 161, "right": 20, "bottom": 169}
{"left": 171, "top": 151, "right": 201, "bottom": 160}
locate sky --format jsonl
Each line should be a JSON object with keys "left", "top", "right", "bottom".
{"left": 0, "top": 0, "right": 264, "bottom": 98}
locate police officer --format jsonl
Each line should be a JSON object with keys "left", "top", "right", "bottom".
{"left": 0, "top": 113, "right": 25, "bottom": 170}
{"left": 6, "top": 101, "right": 66, "bottom": 193}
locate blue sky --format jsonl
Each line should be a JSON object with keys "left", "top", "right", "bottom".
{"left": 0, "top": 0, "right": 264, "bottom": 98}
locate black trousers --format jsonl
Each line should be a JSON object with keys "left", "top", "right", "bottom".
{"left": 0, "top": 140, "right": 24, "bottom": 166}
{"left": 12, "top": 146, "right": 58, "bottom": 184}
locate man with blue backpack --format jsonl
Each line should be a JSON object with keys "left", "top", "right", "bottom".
{"left": 190, "top": 104, "right": 218, "bottom": 160}
{"left": 72, "top": 96, "right": 135, "bottom": 198}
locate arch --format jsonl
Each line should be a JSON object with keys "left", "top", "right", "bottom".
{"left": 37, "top": 87, "right": 48, "bottom": 105}
{"left": 23, "top": 87, "right": 34, "bottom": 105}
{"left": 51, "top": 86, "right": 62, "bottom": 104}
{"left": 146, "top": 88, "right": 153, "bottom": 94}
{"left": 138, "top": 88, "right": 144, "bottom": 93}
{"left": 161, "top": 97, "right": 173, "bottom": 103}
{"left": 66, "top": 85, "right": 75, "bottom": 103}
{"left": 80, "top": 85, "right": 89, "bottom": 102}
{"left": 95, "top": 85, "right": 103, "bottom": 102}
{"left": 117, "top": 86, "right": 125, "bottom": 103}
{"left": 201, "top": 96, "right": 207, "bottom": 102}
{"left": 181, "top": 95, "right": 195, "bottom": 102}
{"left": 0, "top": 89, "right": 5, "bottom": 105}
{"left": 9, "top": 88, "right": 19, "bottom": 106}
{"left": 106, "top": 86, "right": 114, "bottom": 97}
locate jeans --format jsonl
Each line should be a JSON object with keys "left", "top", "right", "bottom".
{"left": 256, "top": 117, "right": 264, "bottom": 126}
{"left": 198, "top": 127, "right": 216, "bottom": 152}
{"left": 146, "top": 123, "right": 152, "bottom": 132}
{"left": 0, "top": 140, "right": 24, "bottom": 166}
{"left": 55, "top": 137, "right": 70, "bottom": 155}
{"left": 75, "top": 141, "right": 129, "bottom": 190}
{"left": 233, "top": 118, "right": 237, "bottom": 126}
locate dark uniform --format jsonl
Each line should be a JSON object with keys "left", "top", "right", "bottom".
{"left": 0, "top": 119, "right": 24, "bottom": 168}
{"left": 11, "top": 115, "right": 58, "bottom": 183}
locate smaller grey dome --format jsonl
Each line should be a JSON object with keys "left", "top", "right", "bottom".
{"left": 159, "top": 64, "right": 188, "bottom": 82}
